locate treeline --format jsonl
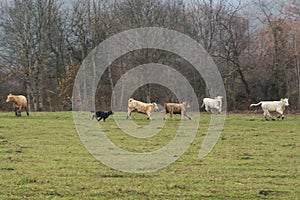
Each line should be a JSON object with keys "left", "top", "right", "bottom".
{"left": 0, "top": 0, "right": 299, "bottom": 111}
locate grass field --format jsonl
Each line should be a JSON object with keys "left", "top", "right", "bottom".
{"left": 0, "top": 111, "right": 299, "bottom": 199}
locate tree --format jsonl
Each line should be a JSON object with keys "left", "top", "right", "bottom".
{"left": 0, "top": 0, "right": 66, "bottom": 111}
{"left": 190, "top": 0, "right": 251, "bottom": 110}
{"left": 285, "top": 0, "right": 300, "bottom": 109}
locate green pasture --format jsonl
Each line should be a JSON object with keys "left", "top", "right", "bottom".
{"left": 0, "top": 112, "right": 299, "bottom": 199}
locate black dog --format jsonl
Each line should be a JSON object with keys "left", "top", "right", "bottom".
{"left": 92, "top": 111, "right": 113, "bottom": 122}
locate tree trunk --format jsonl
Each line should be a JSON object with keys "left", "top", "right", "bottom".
{"left": 295, "top": 55, "right": 300, "bottom": 110}
{"left": 107, "top": 65, "right": 114, "bottom": 108}
{"left": 119, "top": 61, "right": 125, "bottom": 111}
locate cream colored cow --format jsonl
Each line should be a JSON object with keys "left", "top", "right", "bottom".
{"left": 127, "top": 98, "right": 159, "bottom": 120}
{"left": 6, "top": 93, "right": 29, "bottom": 116}
{"left": 250, "top": 98, "right": 289, "bottom": 120}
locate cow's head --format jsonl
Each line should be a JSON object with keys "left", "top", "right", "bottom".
{"left": 281, "top": 98, "right": 289, "bottom": 106}
{"left": 182, "top": 102, "right": 190, "bottom": 108}
{"left": 153, "top": 103, "right": 159, "bottom": 111}
{"left": 215, "top": 96, "right": 223, "bottom": 101}
{"left": 6, "top": 93, "right": 14, "bottom": 103}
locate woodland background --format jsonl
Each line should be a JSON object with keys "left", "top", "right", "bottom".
{"left": 0, "top": 0, "right": 299, "bottom": 112}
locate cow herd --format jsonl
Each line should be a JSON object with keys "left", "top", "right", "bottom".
{"left": 5, "top": 93, "right": 290, "bottom": 121}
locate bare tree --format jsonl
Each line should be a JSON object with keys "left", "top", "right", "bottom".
{"left": 0, "top": 0, "right": 66, "bottom": 111}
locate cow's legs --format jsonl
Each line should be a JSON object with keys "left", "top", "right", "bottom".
{"left": 163, "top": 112, "right": 167, "bottom": 120}
{"left": 205, "top": 106, "right": 211, "bottom": 113}
{"left": 268, "top": 111, "right": 275, "bottom": 120}
{"left": 146, "top": 111, "right": 151, "bottom": 120}
{"left": 276, "top": 110, "right": 284, "bottom": 120}
{"left": 182, "top": 111, "right": 191, "bottom": 120}
{"left": 146, "top": 115, "right": 151, "bottom": 120}
{"left": 25, "top": 107, "right": 29, "bottom": 116}
{"left": 14, "top": 107, "right": 18, "bottom": 116}
{"left": 15, "top": 107, "right": 22, "bottom": 117}
{"left": 263, "top": 110, "right": 269, "bottom": 120}
{"left": 169, "top": 112, "right": 173, "bottom": 119}
{"left": 264, "top": 110, "right": 273, "bottom": 120}
{"left": 127, "top": 108, "right": 132, "bottom": 119}
{"left": 18, "top": 107, "right": 22, "bottom": 116}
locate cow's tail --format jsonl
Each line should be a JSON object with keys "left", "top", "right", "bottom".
{"left": 200, "top": 101, "right": 205, "bottom": 108}
{"left": 250, "top": 102, "right": 262, "bottom": 107}
{"left": 128, "top": 98, "right": 134, "bottom": 105}
{"left": 25, "top": 96, "right": 29, "bottom": 116}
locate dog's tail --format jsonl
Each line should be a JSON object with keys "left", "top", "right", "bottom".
{"left": 250, "top": 102, "right": 262, "bottom": 107}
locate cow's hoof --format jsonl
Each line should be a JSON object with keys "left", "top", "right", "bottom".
{"left": 282, "top": 117, "right": 284, "bottom": 120}
{"left": 271, "top": 118, "right": 275, "bottom": 121}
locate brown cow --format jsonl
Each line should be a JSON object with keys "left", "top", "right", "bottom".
{"left": 6, "top": 93, "right": 29, "bottom": 116}
{"left": 127, "top": 98, "right": 159, "bottom": 120}
{"left": 163, "top": 102, "right": 191, "bottom": 120}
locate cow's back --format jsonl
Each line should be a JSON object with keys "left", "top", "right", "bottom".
{"left": 8, "top": 95, "right": 28, "bottom": 107}
{"left": 203, "top": 98, "right": 212, "bottom": 105}
{"left": 164, "top": 103, "right": 184, "bottom": 113}
{"left": 17, "top": 95, "right": 28, "bottom": 107}
{"left": 128, "top": 98, "right": 138, "bottom": 108}
{"left": 261, "top": 101, "right": 284, "bottom": 112}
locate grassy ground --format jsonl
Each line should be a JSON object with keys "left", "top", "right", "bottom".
{"left": 0, "top": 111, "right": 299, "bottom": 199}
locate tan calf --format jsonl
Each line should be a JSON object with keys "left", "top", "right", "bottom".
{"left": 6, "top": 93, "right": 29, "bottom": 116}
{"left": 127, "top": 98, "right": 159, "bottom": 120}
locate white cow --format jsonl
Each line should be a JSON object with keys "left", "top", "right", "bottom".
{"left": 201, "top": 96, "right": 223, "bottom": 114}
{"left": 250, "top": 98, "right": 289, "bottom": 120}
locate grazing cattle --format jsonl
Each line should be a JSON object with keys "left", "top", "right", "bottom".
{"left": 6, "top": 93, "right": 29, "bottom": 116}
{"left": 250, "top": 98, "right": 289, "bottom": 120}
{"left": 92, "top": 111, "right": 113, "bottom": 122}
{"left": 201, "top": 96, "right": 223, "bottom": 114}
{"left": 127, "top": 98, "right": 159, "bottom": 120}
{"left": 163, "top": 102, "right": 191, "bottom": 120}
